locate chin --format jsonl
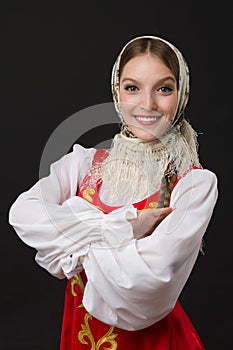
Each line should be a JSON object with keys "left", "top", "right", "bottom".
{"left": 130, "top": 125, "right": 166, "bottom": 142}
{"left": 135, "top": 132, "right": 157, "bottom": 142}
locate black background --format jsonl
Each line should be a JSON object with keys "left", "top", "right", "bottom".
{"left": 1, "top": 1, "right": 232, "bottom": 349}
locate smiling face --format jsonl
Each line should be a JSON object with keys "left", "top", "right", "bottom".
{"left": 119, "top": 53, "right": 178, "bottom": 141}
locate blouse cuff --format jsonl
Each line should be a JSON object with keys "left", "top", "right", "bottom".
{"left": 61, "top": 246, "right": 88, "bottom": 279}
{"left": 101, "top": 205, "right": 137, "bottom": 247}
{"left": 54, "top": 202, "right": 136, "bottom": 278}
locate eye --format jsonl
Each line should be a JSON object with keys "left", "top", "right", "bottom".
{"left": 158, "top": 86, "right": 173, "bottom": 93}
{"left": 124, "top": 85, "right": 139, "bottom": 92}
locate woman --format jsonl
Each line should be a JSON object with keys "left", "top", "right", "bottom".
{"left": 9, "top": 35, "right": 218, "bottom": 349}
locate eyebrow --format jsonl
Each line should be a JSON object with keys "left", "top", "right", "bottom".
{"left": 120, "top": 76, "right": 176, "bottom": 84}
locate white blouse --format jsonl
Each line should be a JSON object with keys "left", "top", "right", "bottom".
{"left": 9, "top": 144, "right": 218, "bottom": 331}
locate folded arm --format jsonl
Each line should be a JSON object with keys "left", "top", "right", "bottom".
{"left": 82, "top": 169, "right": 218, "bottom": 330}
{"left": 9, "top": 145, "right": 136, "bottom": 279}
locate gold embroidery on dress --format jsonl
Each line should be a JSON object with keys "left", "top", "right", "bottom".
{"left": 137, "top": 201, "right": 158, "bottom": 212}
{"left": 82, "top": 188, "right": 105, "bottom": 212}
{"left": 78, "top": 313, "right": 118, "bottom": 349}
{"left": 71, "top": 274, "right": 85, "bottom": 308}
{"left": 149, "top": 201, "right": 158, "bottom": 208}
{"left": 83, "top": 188, "right": 95, "bottom": 203}
{"left": 70, "top": 253, "right": 119, "bottom": 347}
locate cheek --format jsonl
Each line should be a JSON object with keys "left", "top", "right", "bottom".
{"left": 119, "top": 90, "right": 128, "bottom": 103}
{"left": 119, "top": 90, "right": 135, "bottom": 114}
{"left": 121, "top": 104, "right": 134, "bottom": 120}
{"left": 166, "top": 96, "right": 178, "bottom": 117}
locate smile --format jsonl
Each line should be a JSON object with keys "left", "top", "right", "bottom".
{"left": 134, "top": 115, "right": 162, "bottom": 125}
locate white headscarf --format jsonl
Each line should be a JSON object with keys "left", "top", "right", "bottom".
{"left": 111, "top": 35, "right": 190, "bottom": 126}
{"left": 89, "top": 35, "right": 201, "bottom": 205}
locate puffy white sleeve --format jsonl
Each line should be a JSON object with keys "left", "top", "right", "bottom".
{"left": 82, "top": 169, "right": 218, "bottom": 330}
{"left": 8, "top": 144, "right": 137, "bottom": 279}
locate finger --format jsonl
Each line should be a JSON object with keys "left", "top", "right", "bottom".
{"left": 151, "top": 208, "right": 172, "bottom": 218}
{"left": 160, "top": 207, "right": 173, "bottom": 214}
{"left": 151, "top": 207, "right": 172, "bottom": 214}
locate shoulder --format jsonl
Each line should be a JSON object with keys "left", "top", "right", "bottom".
{"left": 71, "top": 144, "right": 101, "bottom": 184}
{"left": 67, "top": 144, "right": 97, "bottom": 169}
{"left": 174, "top": 167, "right": 218, "bottom": 191}
{"left": 170, "top": 167, "right": 218, "bottom": 213}
{"left": 179, "top": 166, "right": 217, "bottom": 183}
{"left": 188, "top": 167, "right": 217, "bottom": 183}
{"left": 72, "top": 143, "right": 97, "bottom": 159}
{"left": 49, "top": 144, "right": 97, "bottom": 182}
{"left": 49, "top": 143, "right": 96, "bottom": 168}
{"left": 173, "top": 167, "right": 217, "bottom": 190}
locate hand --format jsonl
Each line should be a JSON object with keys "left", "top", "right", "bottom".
{"left": 128, "top": 207, "right": 173, "bottom": 239}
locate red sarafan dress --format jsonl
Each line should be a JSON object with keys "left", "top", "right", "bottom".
{"left": 60, "top": 149, "right": 205, "bottom": 350}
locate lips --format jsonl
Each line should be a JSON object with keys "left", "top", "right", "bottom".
{"left": 134, "top": 114, "right": 162, "bottom": 125}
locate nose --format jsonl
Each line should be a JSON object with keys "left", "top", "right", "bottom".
{"left": 140, "top": 91, "right": 157, "bottom": 111}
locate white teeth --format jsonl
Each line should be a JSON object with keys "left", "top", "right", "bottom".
{"left": 136, "top": 117, "right": 158, "bottom": 122}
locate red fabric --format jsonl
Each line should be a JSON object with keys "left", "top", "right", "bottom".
{"left": 78, "top": 149, "right": 161, "bottom": 213}
{"left": 60, "top": 149, "right": 205, "bottom": 349}
{"left": 60, "top": 273, "right": 205, "bottom": 349}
